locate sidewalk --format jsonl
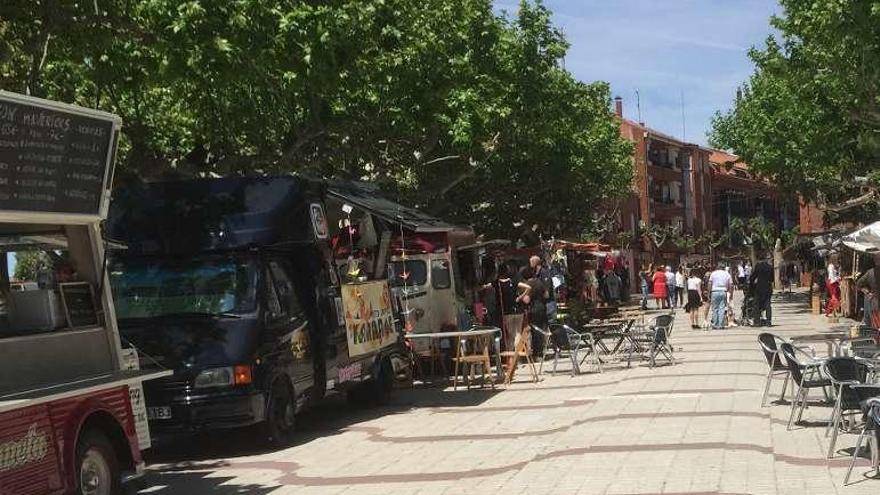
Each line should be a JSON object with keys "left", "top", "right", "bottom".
{"left": 141, "top": 289, "right": 877, "bottom": 495}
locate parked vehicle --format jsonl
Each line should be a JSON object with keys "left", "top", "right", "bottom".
{"left": 107, "top": 176, "right": 406, "bottom": 446}
{"left": 0, "top": 91, "right": 168, "bottom": 495}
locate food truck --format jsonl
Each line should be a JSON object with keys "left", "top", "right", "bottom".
{"left": 0, "top": 91, "right": 168, "bottom": 494}
{"left": 322, "top": 181, "right": 475, "bottom": 354}
{"left": 106, "top": 177, "right": 406, "bottom": 446}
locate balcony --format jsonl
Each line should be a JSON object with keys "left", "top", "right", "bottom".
{"left": 648, "top": 163, "right": 684, "bottom": 182}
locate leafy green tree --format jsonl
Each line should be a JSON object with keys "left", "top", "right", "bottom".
{"left": 672, "top": 232, "right": 697, "bottom": 255}
{"left": 0, "top": 0, "right": 632, "bottom": 237}
{"left": 710, "top": 0, "right": 880, "bottom": 223}
{"left": 697, "top": 230, "right": 729, "bottom": 264}
{"left": 12, "top": 251, "right": 51, "bottom": 282}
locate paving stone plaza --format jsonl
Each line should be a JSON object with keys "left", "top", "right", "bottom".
{"left": 138, "top": 290, "right": 879, "bottom": 495}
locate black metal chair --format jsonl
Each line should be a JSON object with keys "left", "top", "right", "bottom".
{"left": 546, "top": 323, "right": 582, "bottom": 376}
{"left": 844, "top": 390, "right": 880, "bottom": 485}
{"left": 823, "top": 357, "right": 872, "bottom": 458}
{"left": 758, "top": 333, "right": 790, "bottom": 407}
{"left": 648, "top": 314, "right": 675, "bottom": 367}
{"left": 627, "top": 314, "right": 674, "bottom": 367}
{"left": 779, "top": 343, "right": 830, "bottom": 430}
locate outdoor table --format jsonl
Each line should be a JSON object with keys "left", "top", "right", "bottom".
{"left": 405, "top": 327, "right": 502, "bottom": 390}
{"left": 791, "top": 332, "right": 848, "bottom": 357}
{"left": 581, "top": 319, "right": 636, "bottom": 363}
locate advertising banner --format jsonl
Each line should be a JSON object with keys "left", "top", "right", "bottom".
{"left": 342, "top": 280, "right": 397, "bottom": 358}
{"left": 120, "top": 348, "right": 151, "bottom": 449}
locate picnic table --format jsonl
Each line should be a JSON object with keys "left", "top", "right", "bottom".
{"left": 405, "top": 327, "right": 502, "bottom": 390}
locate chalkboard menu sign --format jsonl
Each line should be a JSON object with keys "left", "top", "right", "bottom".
{"left": 0, "top": 91, "right": 120, "bottom": 217}
{"left": 59, "top": 282, "right": 100, "bottom": 328}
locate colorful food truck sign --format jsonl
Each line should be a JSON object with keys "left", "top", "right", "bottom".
{"left": 342, "top": 280, "right": 397, "bottom": 358}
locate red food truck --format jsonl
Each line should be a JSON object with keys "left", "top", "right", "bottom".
{"left": 0, "top": 91, "right": 168, "bottom": 495}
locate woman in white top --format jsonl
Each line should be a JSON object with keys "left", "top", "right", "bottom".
{"left": 685, "top": 270, "right": 704, "bottom": 329}
{"left": 826, "top": 258, "right": 841, "bottom": 316}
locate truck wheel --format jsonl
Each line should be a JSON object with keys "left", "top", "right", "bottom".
{"left": 75, "top": 429, "right": 121, "bottom": 495}
{"left": 346, "top": 357, "right": 393, "bottom": 407}
{"left": 262, "top": 380, "right": 296, "bottom": 448}
{"left": 373, "top": 357, "right": 394, "bottom": 405}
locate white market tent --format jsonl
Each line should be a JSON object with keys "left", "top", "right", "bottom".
{"left": 841, "top": 221, "right": 880, "bottom": 253}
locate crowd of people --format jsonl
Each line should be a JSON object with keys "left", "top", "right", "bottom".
{"left": 636, "top": 258, "right": 775, "bottom": 330}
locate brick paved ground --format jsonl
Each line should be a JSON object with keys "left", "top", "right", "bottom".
{"left": 140, "top": 290, "right": 879, "bottom": 495}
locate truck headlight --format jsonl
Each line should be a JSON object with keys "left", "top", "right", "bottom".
{"left": 194, "top": 367, "right": 234, "bottom": 388}
{"left": 193, "top": 365, "right": 253, "bottom": 389}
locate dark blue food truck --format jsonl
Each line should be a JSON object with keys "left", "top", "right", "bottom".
{"left": 106, "top": 176, "right": 407, "bottom": 446}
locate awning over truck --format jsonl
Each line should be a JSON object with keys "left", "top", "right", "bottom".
{"left": 327, "top": 180, "right": 468, "bottom": 234}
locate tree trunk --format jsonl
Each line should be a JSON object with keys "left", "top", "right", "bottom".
{"left": 773, "top": 238, "right": 783, "bottom": 290}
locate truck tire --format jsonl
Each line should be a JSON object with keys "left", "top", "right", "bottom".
{"left": 346, "top": 357, "right": 393, "bottom": 407}
{"left": 75, "top": 429, "right": 121, "bottom": 495}
{"left": 374, "top": 356, "right": 394, "bottom": 405}
{"left": 262, "top": 379, "right": 296, "bottom": 448}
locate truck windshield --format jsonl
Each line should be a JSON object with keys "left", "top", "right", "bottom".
{"left": 388, "top": 260, "right": 427, "bottom": 287}
{"left": 110, "top": 256, "right": 258, "bottom": 319}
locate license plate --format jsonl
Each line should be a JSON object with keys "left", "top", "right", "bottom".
{"left": 147, "top": 406, "right": 172, "bottom": 420}
{"left": 337, "top": 362, "right": 363, "bottom": 383}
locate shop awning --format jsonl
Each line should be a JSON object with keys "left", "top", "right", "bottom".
{"left": 553, "top": 240, "right": 611, "bottom": 253}
{"left": 327, "top": 180, "right": 467, "bottom": 234}
{"left": 841, "top": 221, "right": 880, "bottom": 253}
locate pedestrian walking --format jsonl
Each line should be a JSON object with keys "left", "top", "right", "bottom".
{"left": 605, "top": 269, "right": 622, "bottom": 304}
{"left": 582, "top": 262, "right": 598, "bottom": 304}
{"left": 736, "top": 262, "right": 747, "bottom": 289}
{"left": 675, "top": 266, "right": 685, "bottom": 307}
{"left": 652, "top": 265, "right": 668, "bottom": 309}
{"left": 639, "top": 264, "right": 651, "bottom": 309}
{"left": 685, "top": 270, "right": 704, "bottom": 329}
{"left": 531, "top": 256, "right": 556, "bottom": 322}
{"left": 826, "top": 257, "right": 841, "bottom": 316}
{"left": 750, "top": 256, "right": 774, "bottom": 326}
{"left": 523, "top": 267, "right": 550, "bottom": 355}
{"left": 708, "top": 262, "right": 733, "bottom": 329}
{"left": 665, "top": 265, "right": 676, "bottom": 308}
{"left": 857, "top": 266, "right": 879, "bottom": 328}
{"left": 492, "top": 264, "right": 531, "bottom": 353}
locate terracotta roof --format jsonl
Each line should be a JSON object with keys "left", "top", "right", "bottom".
{"left": 619, "top": 117, "right": 699, "bottom": 148}
{"left": 708, "top": 149, "right": 749, "bottom": 170}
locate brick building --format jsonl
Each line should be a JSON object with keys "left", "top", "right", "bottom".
{"left": 612, "top": 97, "right": 804, "bottom": 264}
{"left": 708, "top": 149, "right": 798, "bottom": 242}
{"left": 614, "top": 97, "right": 713, "bottom": 265}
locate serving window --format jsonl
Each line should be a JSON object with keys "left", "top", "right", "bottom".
{"left": 0, "top": 224, "right": 103, "bottom": 339}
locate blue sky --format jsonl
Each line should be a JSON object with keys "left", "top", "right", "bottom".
{"left": 494, "top": 0, "right": 780, "bottom": 145}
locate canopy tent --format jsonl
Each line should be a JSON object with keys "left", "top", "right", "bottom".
{"left": 841, "top": 221, "right": 880, "bottom": 253}
{"left": 552, "top": 240, "right": 610, "bottom": 254}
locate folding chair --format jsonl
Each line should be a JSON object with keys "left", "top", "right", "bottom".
{"left": 823, "top": 357, "right": 872, "bottom": 458}
{"left": 547, "top": 324, "right": 582, "bottom": 376}
{"left": 758, "top": 333, "right": 790, "bottom": 407}
{"left": 778, "top": 343, "right": 830, "bottom": 430}
{"left": 502, "top": 324, "right": 539, "bottom": 384}
{"left": 647, "top": 315, "right": 675, "bottom": 367}
{"left": 844, "top": 391, "right": 880, "bottom": 485}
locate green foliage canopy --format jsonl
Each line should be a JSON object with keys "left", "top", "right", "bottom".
{"left": 0, "top": 0, "right": 633, "bottom": 238}
{"left": 710, "top": 0, "right": 880, "bottom": 222}
{"left": 12, "top": 251, "right": 51, "bottom": 282}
